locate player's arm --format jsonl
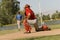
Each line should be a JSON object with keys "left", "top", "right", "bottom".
{"left": 27, "top": 13, "right": 31, "bottom": 19}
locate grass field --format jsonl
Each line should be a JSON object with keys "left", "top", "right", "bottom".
{"left": 0, "top": 24, "right": 60, "bottom": 35}
{"left": 49, "top": 24, "right": 60, "bottom": 29}
{"left": 15, "top": 35, "right": 60, "bottom": 40}
{"left": 0, "top": 29, "right": 18, "bottom": 35}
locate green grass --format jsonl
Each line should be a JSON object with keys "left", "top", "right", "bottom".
{"left": 0, "top": 29, "right": 18, "bottom": 35}
{"left": 3, "top": 24, "right": 17, "bottom": 27}
{"left": 0, "top": 24, "right": 60, "bottom": 36}
{"left": 49, "top": 24, "right": 60, "bottom": 29}
{"left": 15, "top": 35, "right": 60, "bottom": 40}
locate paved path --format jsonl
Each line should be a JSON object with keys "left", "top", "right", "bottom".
{"left": 0, "top": 29, "right": 60, "bottom": 40}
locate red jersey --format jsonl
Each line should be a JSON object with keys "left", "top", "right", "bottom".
{"left": 25, "top": 8, "right": 36, "bottom": 19}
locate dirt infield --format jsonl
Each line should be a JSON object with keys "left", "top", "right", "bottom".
{"left": 0, "top": 29, "right": 60, "bottom": 40}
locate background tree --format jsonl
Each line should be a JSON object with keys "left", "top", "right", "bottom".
{"left": 0, "top": 0, "right": 20, "bottom": 26}
{"left": 52, "top": 10, "right": 60, "bottom": 20}
{"left": 42, "top": 14, "right": 50, "bottom": 21}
